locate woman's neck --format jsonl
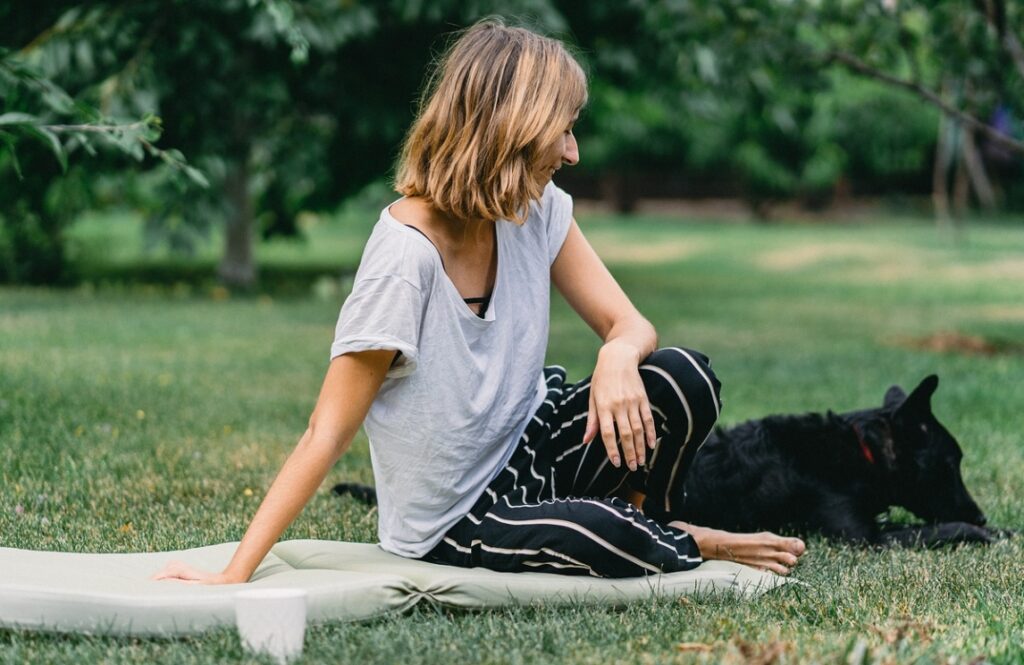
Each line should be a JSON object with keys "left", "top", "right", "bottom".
{"left": 415, "top": 198, "right": 493, "bottom": 250}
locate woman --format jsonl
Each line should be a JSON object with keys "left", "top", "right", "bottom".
{"left": 155, "top": 19, "right": 805, "bottom": 583}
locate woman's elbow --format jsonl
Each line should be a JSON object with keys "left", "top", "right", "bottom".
{"left": 303, "top": 418, "right": 351, "bottom": 461}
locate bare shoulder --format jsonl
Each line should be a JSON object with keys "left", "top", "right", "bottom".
{"left": 388, "top": 196, "right": 434, "bottom": 231}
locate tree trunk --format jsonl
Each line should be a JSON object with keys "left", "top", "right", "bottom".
{"left": 952, "top": 146, "right": 970, "bottom": 219}
{"left": 961, "top": 128, "right": 998, "bottom": 211}
{"left": 600, "top": 171, "right": 638, "bottom": 214}
{"left": 218, "top": 160, "right": 257, "bottom": 289}
{"left": 932, "top": 100, "right": 953, "bottom": 226}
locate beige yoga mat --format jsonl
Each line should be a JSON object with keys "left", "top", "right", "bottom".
{"left": 0, "top": 539, "right": 792, "bottom": 636}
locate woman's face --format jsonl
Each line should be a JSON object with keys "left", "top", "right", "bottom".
{"left": 536, "top": 112, "right": 580, "bottom": 184}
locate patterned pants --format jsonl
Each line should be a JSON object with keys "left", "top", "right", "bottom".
{"left": 423, "top": 347, "right": 723, "bottom": 578}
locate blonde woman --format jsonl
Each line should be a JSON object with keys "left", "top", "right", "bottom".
{"left": 154, "top": 19, "right": 805, "bottom": 583}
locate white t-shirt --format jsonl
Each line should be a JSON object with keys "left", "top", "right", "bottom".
{"left": 331, "top": 181, "right": 574, "bottom": 557}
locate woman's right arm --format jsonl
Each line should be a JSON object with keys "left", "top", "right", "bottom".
{"left": 152, "top": 348, "right": 396, "bottom": 584}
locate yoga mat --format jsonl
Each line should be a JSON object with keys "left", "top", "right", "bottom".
{"left": 0, "top": 539, "right": 792, "bottom": 636}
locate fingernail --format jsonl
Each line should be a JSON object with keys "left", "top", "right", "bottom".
{"left": 628, "top": 461, "right": 637, "bottom": 472}
{"left": 612, "top": 456, "right": 620, "bottom": 467}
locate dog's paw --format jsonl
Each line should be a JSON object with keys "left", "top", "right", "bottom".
{"left": 942, "top": 522, "right": 999, "bottom": 545}
{"left": 984, "top": 526, "right": 1016, "bottom": 541}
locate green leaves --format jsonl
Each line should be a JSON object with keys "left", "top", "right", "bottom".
{"left": 0, "top": 113, "right": 67, "bottom": 175}
{"left": 23, "top": 125, "right": 67, "bottom": 173}
{"left": 248, "top": 0, "right": 311, "bottom": 64}
{"left": 0, "top": 112, "right": 41, "bottom": 126}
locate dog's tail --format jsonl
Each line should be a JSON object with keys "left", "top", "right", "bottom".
{"left": 332, "top": 482, "right": 378, "bottom": 505}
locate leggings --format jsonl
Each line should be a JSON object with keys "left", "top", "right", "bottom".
{"left": 423, "top": 347, "right": 723, "bottom": 578}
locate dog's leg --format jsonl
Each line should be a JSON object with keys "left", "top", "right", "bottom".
{"left": 880, "top": 522, "right": 1002, "bottom": 548}
{"left": 811, "top": 495, "right": 879, "bottom": 546}
{"left": 332, "top": 482, "right": 378, "bottom": 505}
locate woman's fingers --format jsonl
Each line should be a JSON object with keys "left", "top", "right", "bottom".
{"left": 598, "top": 408, "right": 620, "bottom": 467}
{"left": 583, "top": 392, "right": 598, "bottom": 446}
{"left": 591, "top": 398, "right": 657, "bottom": 471}
{"left": 152, "top": 561, "right": 190, "bottom": 581}
{"left": 614, "top": 408, "right": 638, "bottom": 471}
{"left": 641, "top": 401, "right": 656, "bottom": 449}
{"left": 152, "top": 560, "right": 212, "bottom": 583}
{"left": 627, "top": 408, "right": 646, "bottom": 467}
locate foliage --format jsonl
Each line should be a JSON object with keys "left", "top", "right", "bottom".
{"left": 624, "top": 0, "right": 1023, "bottom": 214}
{"left": 1, "top": 0, "right": 568, "bottom": 285}
{"left": 0, "top": 3, "right": 199, "bottom": 284}
{"left": 3, "top": 0, "right": 1023, "bottom": 283}
{"left": 826, "top": 74, "right": 941, "bottom": 193}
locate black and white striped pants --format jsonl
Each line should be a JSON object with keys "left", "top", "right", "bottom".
{"left": 423, "top": 347, "right": 723, "bottom": 578}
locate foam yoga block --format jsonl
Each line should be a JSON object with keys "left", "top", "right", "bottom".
{"left": 0, "top": 540, "right": 792, "bottom": 636}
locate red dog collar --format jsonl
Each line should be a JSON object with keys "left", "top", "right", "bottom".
{"left": 851, "top": 422, "right": 875, "bottom": 465}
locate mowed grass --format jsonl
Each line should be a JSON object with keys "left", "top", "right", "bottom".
{"left": 2, "top": 211, "right": 1023, "bottom": 663}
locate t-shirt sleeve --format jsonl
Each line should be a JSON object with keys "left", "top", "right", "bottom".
{"left": 545, "top": 182, "right": 574, "bottom": 265}
{"left": 330, "top": 274, "right": 424, "bottom": 378}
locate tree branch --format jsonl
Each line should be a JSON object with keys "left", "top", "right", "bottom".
{"left": 999, "top": 21, "right": 1024, "bottom": 82}
{"left": 42, "top": 121, "right": 149, "bottom": 134}
{"left": 972, "top": 0, "right": 1024, "bottom": 82}
{"left": 827, "top": 50, "right": 1024, "bottom": 155}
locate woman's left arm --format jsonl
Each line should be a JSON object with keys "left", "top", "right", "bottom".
{"left": 551, "top": 218, "right": 658, "bottom": 472}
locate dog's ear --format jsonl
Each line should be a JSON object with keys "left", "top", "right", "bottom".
{"left": 894, "top": 375, "right": 939, "bottom": 416}
{"left": 883, "top": 385, "right": 907, "bottom": 409}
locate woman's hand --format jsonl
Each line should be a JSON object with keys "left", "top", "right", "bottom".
{"left": 583, "top": 340, "right": 656, "bottom": 471}
{"left": 151, "top": 560, "right": 244, "bottom": 585}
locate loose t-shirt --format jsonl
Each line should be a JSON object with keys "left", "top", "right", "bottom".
{"left": 330, "top": 181, "right": 574, "bottom": 558}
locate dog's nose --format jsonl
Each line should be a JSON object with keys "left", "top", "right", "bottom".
{"left": 976, "top": 514, "right": 987, "bottom": 527}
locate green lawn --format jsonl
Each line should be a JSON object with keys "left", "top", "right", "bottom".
{"left": 2, "top": 211, "right": 1023, "bottom": 663}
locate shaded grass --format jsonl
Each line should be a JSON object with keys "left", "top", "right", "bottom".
{"left": 64, "top": 209, "right": 371, "bottom": 295}
{"left": 2, "top": 213, "right": 1023, "bottom": 663}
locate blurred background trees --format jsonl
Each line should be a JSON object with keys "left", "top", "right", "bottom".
{"left": 2, "top": 0, "right": 1021, "bottom": 287}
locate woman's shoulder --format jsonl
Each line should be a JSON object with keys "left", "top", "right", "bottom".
{"left": 515, "top": 181, "right": 571, "bottom": 230}
{"left": 513, "top": 181, "right": 572, "bottom": 246}
{"left": 537, "top": 181, "right": 572, "bottom": 216}
{"left": 356, "top": 203, "right": 440, "bottom": 289}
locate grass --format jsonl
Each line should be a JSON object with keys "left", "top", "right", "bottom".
{"left": 2, "top": 209, "right": 1024, "bottom": 663}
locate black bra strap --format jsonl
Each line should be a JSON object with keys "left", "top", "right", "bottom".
{"left": 404, "top": 224, "right": 446, "bottom": 270}
{"left": 469, "top": 292, "right": 492, "bottom": 318}
{"left": 404, "top": 223, "right": 493, "bottom": 315}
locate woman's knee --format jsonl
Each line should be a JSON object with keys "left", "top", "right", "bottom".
{"left": 640, "top": 346, "right": 723, "bottom": 421}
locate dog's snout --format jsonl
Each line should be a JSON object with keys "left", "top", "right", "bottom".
{"left": 975, "top": 513, "right": 987, "bottom": 527}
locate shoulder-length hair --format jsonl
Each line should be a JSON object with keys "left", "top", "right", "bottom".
{"left": 394, "top": 18, "right": 587, "bottom": 225}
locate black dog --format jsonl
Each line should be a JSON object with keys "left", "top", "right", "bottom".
{"left": 670, "top": 375, "right": 1007, "bottom": 547}
{"left": 335, "top": 375, "right": 1008, "bottom": 547}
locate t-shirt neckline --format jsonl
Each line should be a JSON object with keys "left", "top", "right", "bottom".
{"left": 382, "top": 201, "right": 501, "bottom": 325}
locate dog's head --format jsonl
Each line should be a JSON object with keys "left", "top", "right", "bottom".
{"left": 882, "top": 375, "right": 987, "bottom": 526}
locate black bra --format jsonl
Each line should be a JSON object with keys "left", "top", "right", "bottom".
{"left": 404, "top": 224, "right": 493, "bottom": 318}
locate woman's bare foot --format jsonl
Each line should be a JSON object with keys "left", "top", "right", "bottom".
{"left": 669, "top": 520, "right": 806, "bottom": 575}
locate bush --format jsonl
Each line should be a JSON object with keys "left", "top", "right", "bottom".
{"left": 827, "top": 76, "right": 939, "bottom": 194}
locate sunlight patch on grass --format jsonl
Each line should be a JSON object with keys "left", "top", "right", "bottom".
{"left": 588, "top": 233, "right": 704, "bottom": 265}
{"left": 755, "top": 241, "right": 917, "bottom": 271}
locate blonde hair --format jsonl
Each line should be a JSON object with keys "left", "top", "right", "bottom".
{"left": 394, "top": 18, "right": 587, "bottom": 225}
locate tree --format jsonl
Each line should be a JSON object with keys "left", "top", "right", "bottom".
{"left": 0, "top": 4, "right": 201, "bottom": 283}
{"left": 2, "top": 0, "right": 567, "bottom": 287}
{"left": 636, "top": 0, "right": 1024, "bottom": 219}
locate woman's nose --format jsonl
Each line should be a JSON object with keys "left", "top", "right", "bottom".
{"left": 562, "top": 133, "right": 579, "bottom": 166}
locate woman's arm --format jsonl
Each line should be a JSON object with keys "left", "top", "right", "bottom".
{"left": 152, "top": 349, "right": 396, "bottom": 584}
{"left": 551, "top": 219, "right": 658, "bottom": 472}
